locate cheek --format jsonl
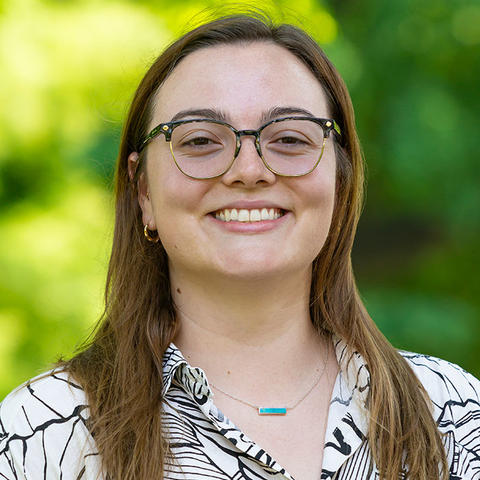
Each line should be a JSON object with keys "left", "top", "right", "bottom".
{"left": 153, "top": 192, "right": 199, "bottom": 259}
{"left": 308, "top": 182, "right": 336, "bottom": 245}
{"left": 146, "top": 159, "right": 211, "bottom": 247}
{"left": 301, "top": 149, "right": 336, "bottom": 210}
{"left": 147, "top": 149, "right": 205, "bottom": 210}
{"left": 294, "top": 157, "right": 337, "bottom": 252}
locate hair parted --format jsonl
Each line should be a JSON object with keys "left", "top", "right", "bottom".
{"left": 60, "top": 12, "right": 448, "bottom": 479}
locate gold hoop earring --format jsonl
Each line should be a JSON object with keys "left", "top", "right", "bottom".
{"left": 144, "top": 224, "right": 159, "bottom": 243}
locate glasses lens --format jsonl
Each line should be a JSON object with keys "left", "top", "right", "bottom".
{"left": 170, "top": 121, "right": 235, "bottom": 178}
{"left": 260, "top": 119, "right": 326, "bottom": 176}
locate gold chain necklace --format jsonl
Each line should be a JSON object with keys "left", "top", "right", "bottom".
{"left": 209, "top": 351, "right": 329, "bottom": 416}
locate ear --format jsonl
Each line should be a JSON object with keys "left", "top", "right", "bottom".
{"left": 128, "top": 152, "right": 156, "bottom": 230}
{"left": 128, "top": 151, "right": 139, "bottom": 181}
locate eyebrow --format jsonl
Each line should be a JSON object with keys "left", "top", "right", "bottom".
{"left": 260, "top": 106, "right": 315, "bottom": 124}
{"left": 170, "top": 109, "right": 230, "bottom": 123}
{"left": 169, "top": 106, "right": 316, "bottom": 125}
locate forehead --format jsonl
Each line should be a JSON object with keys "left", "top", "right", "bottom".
{"left": 151, "top": 42, "right": 330, "bottom": 127}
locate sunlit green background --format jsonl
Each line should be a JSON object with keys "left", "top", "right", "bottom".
{"left": 1, "top": 0, "right": 479, "bottom": 398}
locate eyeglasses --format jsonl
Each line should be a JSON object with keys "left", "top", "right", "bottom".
{"left": 138, "top": 116, "right": 341, "bottom": 179}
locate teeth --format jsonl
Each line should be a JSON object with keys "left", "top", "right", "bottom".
{"left": 214, "top": 208, "right": 284, "bottom": 222}
{"left": 238, "top": 209, "right": 250, "bottom": 222}
{"left": 250, "top": 209, "right": 261, "bottom": 221}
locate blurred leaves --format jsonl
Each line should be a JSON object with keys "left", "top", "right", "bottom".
{"left": 0, "top": 177, "right": 111, "bottom": 394}
{"left": 0, "top": 0, "right": 479, "bottom": 397}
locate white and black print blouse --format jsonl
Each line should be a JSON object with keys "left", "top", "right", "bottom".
{"left": 1, "top": 337, "right": 480, "bottom": 479}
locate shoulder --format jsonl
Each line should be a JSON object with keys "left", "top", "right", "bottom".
{"left": 0, "top": 369, "right": 102, "bottom": 479}
{"left": 399, "top": 350, "right": 480, "bottom": 407}
{"left": 1, "top": 369, "right": 88, "bottom": 419}
{"left": 399, "top": 350, "right": 480, "bottom": 471}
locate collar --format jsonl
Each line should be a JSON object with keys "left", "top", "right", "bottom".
{"left": 162, "top": 343, "right": 213, "bottom": 416}
{"left": 321, "top": 336, "right": 371, "bottom": 474}
{"left": 162, "top": 335, "right": 371, "bottom": 473}
{"left": 162, "top": 337, "right": 370, "bottom": 408}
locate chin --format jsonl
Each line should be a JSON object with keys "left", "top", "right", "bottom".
{"left": 213, "top": 256, "right": 304, "bottom": 281}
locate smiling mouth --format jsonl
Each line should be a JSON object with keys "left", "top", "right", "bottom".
{"left": 212, "top": 208, "right": 286, "bottom": 223}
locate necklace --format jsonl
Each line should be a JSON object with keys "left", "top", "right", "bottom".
{"left": 210, "top": 351, "right": 329, "bottom": 416}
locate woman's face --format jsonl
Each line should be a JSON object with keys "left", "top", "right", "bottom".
{"left": 137, "top": 42, "right": 337, "bottom": 281}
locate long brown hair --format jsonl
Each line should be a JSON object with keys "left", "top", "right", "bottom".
{"left": 63, "top": 13, "right": 448, "bottom": 479}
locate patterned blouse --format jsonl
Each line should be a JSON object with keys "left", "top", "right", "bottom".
{"left": 1, "top": 337, "right": 480, "bottom": 479}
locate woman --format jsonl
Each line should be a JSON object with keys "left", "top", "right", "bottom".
{"left": 1, "top": 13, "right": 479, "bottom": 480}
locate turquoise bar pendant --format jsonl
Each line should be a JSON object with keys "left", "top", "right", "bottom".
{"left": 258, "top": 407, "right": 287, "bottom": 415}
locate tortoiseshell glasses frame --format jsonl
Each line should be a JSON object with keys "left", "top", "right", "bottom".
{"left": 137, "top": 116, "right": 342, "bottom": 179}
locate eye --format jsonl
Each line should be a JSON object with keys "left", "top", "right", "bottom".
{"left": 274, "top": 135, "right": 307, "bottom": 145}
{"left": 172, "top": 129, "right": 227, "bottom": 160}
{"left": 267, "top": 128, "right": 312, "bottom": 146}
{"left": 182, "top": 136, "right": 217, "bottom": 147}
{"left": 175, "top": 130, "right": 224, "bottom": 150}
{"left": 267, "top": 131, "right": 312, "bottom": 151}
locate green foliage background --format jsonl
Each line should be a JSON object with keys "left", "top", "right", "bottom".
{"left": 1, "top": 0, "right": 479, "bottom": 398}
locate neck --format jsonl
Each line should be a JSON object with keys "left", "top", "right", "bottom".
{"left": 170, "top": 266, "right": 329, "bottom": 390}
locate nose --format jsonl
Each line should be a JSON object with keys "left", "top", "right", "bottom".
{"left": 221, "top": 133, "right": 276, "bottom": 187}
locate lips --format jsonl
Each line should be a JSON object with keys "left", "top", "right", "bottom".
{"left": 213, "top": 207, "right": 285, "bottom": 222}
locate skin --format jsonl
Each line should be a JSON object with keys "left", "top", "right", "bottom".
{"left": 128, "top": 42, "right": 340, "bottom": 479}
